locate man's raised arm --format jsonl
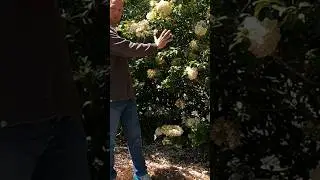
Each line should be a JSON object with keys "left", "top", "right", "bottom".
{"left": 110, "top": 28, "right": 173, "bottom": 58}
{"left": 110, "top": 29, "right": 158, "bottom": 58}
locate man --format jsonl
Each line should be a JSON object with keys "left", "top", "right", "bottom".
{"left": 0, "top": 1, "right": 94, "bottom": 180}
{"left": 109, "top": 0, "right": 173, "bottom": 179}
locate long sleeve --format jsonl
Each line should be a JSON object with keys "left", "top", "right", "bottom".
{"left": 110, "top": 28, "right": 158, "bottom": 58}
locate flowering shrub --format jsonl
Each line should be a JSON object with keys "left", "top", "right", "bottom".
{"left": 212, "top": 0, "right": 320, "bottom": 179}
{"left": 118, "top": 0, "right": 210, "bottom": 148}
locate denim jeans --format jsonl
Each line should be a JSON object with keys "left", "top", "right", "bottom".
{"left": 110, "top": 99, "right": 148, "bottom": 179}
{"left": 0, "top": 116, "right": 90, "bottom": 180}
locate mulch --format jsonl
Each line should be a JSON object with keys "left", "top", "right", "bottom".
{"left": 113, "top": 143, "right": 210, "bottom": 180}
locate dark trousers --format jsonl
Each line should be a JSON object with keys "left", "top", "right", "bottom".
{"left": 0, "top": 116, "right": 91, "bottom": 180}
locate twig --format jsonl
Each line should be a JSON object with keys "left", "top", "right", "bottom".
{"left": 274, "top": 57, "right": 320, "bottom": 86}
{"left": 241, "top": 0, "right": 252, "bottom": 13}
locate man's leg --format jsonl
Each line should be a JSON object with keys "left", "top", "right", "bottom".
{"left": 121, "top": 99, "right": 148, "bottom": 178}
{"left": 0, "top": 121, "right": 51, "bottom": 180}
{"left": 109, "top": 101, "right": 125, "bottom": 179}
{"left": 31, "top": 117, "right": 91, "bottom": 180}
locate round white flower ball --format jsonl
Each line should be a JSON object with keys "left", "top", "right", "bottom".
{"left": 185, "top": 66, "right": 198, "bottom": 80}
{"left": 195, "top": 20, "right": 207, "bottom": 37}
{"left": 155, "top": 0, "right": 172, "bottom": 18}
{"left": 189, "top": 40, "right": 198, "bottom": 50}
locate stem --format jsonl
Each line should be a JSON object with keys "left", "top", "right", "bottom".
{"left": 241, "top": 0, "right": 252, "bottom": 13}
{"left": 273, "top": 57, "right": 320, "bottom": 86}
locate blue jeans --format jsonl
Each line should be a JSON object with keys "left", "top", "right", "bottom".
{"left": 0, "top": 116, "right": 90, "bottom": 180}
{"left": 110, "top": 99, "right": 148, "bottom": 179}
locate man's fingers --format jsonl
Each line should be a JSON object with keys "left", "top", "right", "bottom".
{"left": 163, "top": 30, "right": 171, "bottom": 38}
{"left": 156, "top": 29, "right": 173, "bottom": 48}
{"left": 166, "top": 37, "right": 173, "bottom": 43}
{"left": 159, "top": 29, "right": 167, "bottom": 38}
{"left": 163, "top": 35, "right": 172, "bottom": 42}
{"left": 165, "top": 33, "right": 173, "bottom": 40}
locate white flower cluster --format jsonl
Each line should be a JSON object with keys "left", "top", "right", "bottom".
{"left": 150, "top": 0, "right": 157, "bottom": 7}
{"left": 194, "top": 20, "right": 208, "bottom": 37}
{"left": 184, "top": 117, "right": 199, "bottom": 128}
{"left": 146, "top": 11, "right": 157, "bottom": 20}
{"left": 146, "top": 0, "right": 173, "bottom": 20}
{"left": 175, "top": 98, "right": 185, "bottom": 109}
{"left": 185, "top": 66, "right": 198, "bottom": 80}
{"left": 128, "top": 20, "right": 151, "bottom": 38}
{"left": 154, "top": 125, "right": 184, "bottom": 139}
{"left": 243, "top": 16, "right": 281, "bottom": 58}
{"left": 147, "top": 69, "right": 157, "bottom": 79}
{"left": 155, "top": 0, "right": 172, "bottom": 18}
{"left": 189, "top": 40, "right": 198, "bottom": 50}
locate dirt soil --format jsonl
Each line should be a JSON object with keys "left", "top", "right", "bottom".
{"left": 114, "top": 143, "right": 210, "bottom": 180}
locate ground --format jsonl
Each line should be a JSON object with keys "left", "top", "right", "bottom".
{"left": 114, "top": 142, "right": 210, "bottom": 180}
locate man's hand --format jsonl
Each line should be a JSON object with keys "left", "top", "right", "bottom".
{"left": 154, "top": 29, "right": 173, "bottom": 49}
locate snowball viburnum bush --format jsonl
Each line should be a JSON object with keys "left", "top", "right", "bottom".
{"left": 119, "top": 0, "right": 210, "bottom": 147}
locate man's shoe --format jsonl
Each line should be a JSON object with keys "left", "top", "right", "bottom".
{"left": 133, "top": 174, "right": 151, "bottom": 180}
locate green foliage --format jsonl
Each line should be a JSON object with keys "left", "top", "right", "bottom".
{"left": 58, "top": 0, "right": 108, "bottom": 179}
{"left": 212, "top": 0, "right": 320, "bottom": 179}
{"left": 118, "top": 0, "right": 210, "bottom": 148}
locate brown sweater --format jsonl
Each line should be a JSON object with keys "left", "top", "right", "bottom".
{"left": 109, "top": 26, "right": 158, "bottom": 101}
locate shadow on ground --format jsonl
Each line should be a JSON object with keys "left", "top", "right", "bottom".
{"left": 151, "top": 167, "right": 193, "bottom": 180}
{"left": 143, "top": 142, "right": 210, "bottom": 168}
{"left": 114, "top": 138, "right": 210, "bottom": 180}
{"left": 116, "top": 166, "right": 195, "bottom": 180}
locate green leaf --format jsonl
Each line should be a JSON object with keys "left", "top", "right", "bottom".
{"left": 271, "top": 5, "right": 287, "bottom": 17}
{"left": 298, "top": 13, "right": 306, "bottom": 23}
{"left": 229, "top": 38, "right": 244, "bottom": 51}
{"left": 299, "top": 2, "right": 312, "bottom": 8}
{"left": 253, "top": 0, "right": 282, "bottom": 17}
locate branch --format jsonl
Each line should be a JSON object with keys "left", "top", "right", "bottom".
{"left": 241, "top": 0, "right": 252, "bottom": 13}
{"left": 274, "top": 57, "right": 320, "bottom": 86}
